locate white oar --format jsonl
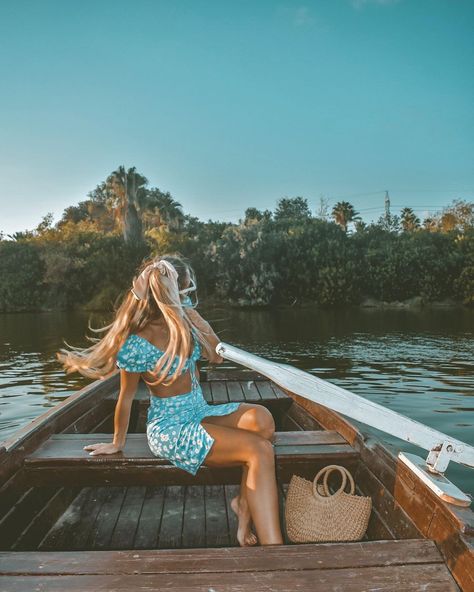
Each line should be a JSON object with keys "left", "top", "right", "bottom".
{"left": 216, "top": 342, "right": 473, "bottom": 506}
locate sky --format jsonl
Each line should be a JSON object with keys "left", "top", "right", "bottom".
{"left": 0, "top": 0, "right": 472, "bottom": 236}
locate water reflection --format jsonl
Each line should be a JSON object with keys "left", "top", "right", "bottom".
{"left": 0, "top": 306, "right": 473, "bottom": 494}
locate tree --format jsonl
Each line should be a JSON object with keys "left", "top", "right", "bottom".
{"left": 142, "top": 189, "right": 184, "bottom": 232}
{"left": 35, "top": 213, "right": 54, "bottom": 235}
{"left": 274, "top": 197, "right": 311, "bottom": 221}
{"left": 376, "top": 212, "right": 400, "bottom": 233}
{"left": 439, "top": 200, "right": 474, "bottom": 233}
{"left": 243, "top": 208, "right": 272, "bottom": 225}
{"left": 315, "top": 195, "right": 330, "bottom": 221}
{"left": 106, "top": 166, "right": 148, "bottom": 244}
{"left": 331, "top": 201, "right": 360, "bottom": 233}
{"left": 400, "top": 207, "right": 420, "bottom": 232}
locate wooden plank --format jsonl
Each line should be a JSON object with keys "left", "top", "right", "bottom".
{"left": 280, "top": 414, "right": 303, "bottom": 431}
{"left": 355, "top": 461, "right": 422, "bottom": 540}
{"left": 134, "top": 486, "right": 166, "bottom": 549}
{"left": 205, "top": 485, "right": 230, "bottom": 547}
{"left": 270, "top": 383, "right": 290, "bottom": 400}
{"left": 61, "top": 400, "right": 111, "bottom": 435}
{"left": 289, "top": 392, "right": 364, "bottom": 445}
{"left": 38, "top": 487, "right": 109, "bottom": 551}
{"left": 224, "top": 484, "right": 240, "bottom": 547}
{"left": 210, "top": 381, "right": 229, "bottom": 403}
{"left": 88, "top": 487, "right": 128, "bottom": 550}
{"left": 364, "top": 505, "right": 395, "bottom": 541}
{"left": 285, "top": 401, "right": 324, "bottom": 431}
{"left": 109, "top": 486, "right": 146, "bottom": 550}
{"left": 26, "top": 464, "right": 244, "bottom": 488}
{"left": 255, "top": 381, "right": 278, "bottom": 401}
{"left": 0, "top": 470, "right": 28, "bottom": 522}
{"left": 226, "top": 381, "right": 246, "bottom": 403}
{"left": 90, "top": 411, "right": 114, "bottom": 434}
{"left": 275, "top": 443, "right": 356, "bottom": 459}
{"left": 206, "top": 370, "right": 265, "bottom": 381}
{"left": 0, "top": 539, "right": 445, "bottom": 574}
{"left": 240, "top": 380, "right": 261, "bottom": 402}
{"left": 11, "top": 487, "right": 80, "bottom": 551}
{"left": 427, "top": 510, "right": 474, "bottom": 592}
{"left": 200, "top": 382, "right": 213, "bottom": 403}
{"left": 0, "top": 564, "right": 459, "bottom": 591}
{"left": 182, "top": 486, "right": 205, "bottom": 548}
{"left": 274, "top": 430, "right": 346, "bottom": 445}
{"left": 0, "top": 487, "right": 58, "bottom": 549}
{"left": 23, "top": 432, "right": 359, "bottom": 487}
{"left": 26, "top": 431, "right": 348, "bottom": 462}
{"left": 158, "top": 486, "right": 185, "bottom": 549}
{"left": 278, "top": 482, "right": 288, "bottom": 544}
{"left": 392, "top": 459, "right": 474, "bottom": 592}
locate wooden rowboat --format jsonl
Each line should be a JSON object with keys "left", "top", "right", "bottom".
{"left": 0, "top": 364, "right": 472, "bottom": 591}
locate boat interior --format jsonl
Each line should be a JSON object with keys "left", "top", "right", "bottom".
{"left": 0, "top": 370, "right": 471, "bottom": 591}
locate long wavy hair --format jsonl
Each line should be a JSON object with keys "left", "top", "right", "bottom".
{"left": 56, "top": 253, "right": 213, "bottom": 386}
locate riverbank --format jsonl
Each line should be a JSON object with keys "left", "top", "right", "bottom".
{"left": 212, "top": 295, "right": 468, "bottom": 311}
{"left": 0, "top": 295, "right": 469, "bottom": 314}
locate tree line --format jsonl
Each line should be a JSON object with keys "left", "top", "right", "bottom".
{"left": 1, "top": 166, "right": 473, "bottom": 312}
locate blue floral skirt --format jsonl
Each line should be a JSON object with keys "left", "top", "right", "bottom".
{"left": 146, "top": 385, "right": 242, "bottom": 475}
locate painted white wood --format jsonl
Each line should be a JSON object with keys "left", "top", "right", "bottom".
{"left": 216, "top": 342, "right": 474, "bottom": 471}
{"left": 398, "top": 452, "right": 472, "bottom": 507}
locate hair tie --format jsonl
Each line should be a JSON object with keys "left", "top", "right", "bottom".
{"left": 131, "top": 259, "right": 179, "bottom": 300}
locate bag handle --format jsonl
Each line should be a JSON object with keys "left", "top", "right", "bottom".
{"left": 312, "top": 465, "right": 355, "bottom": 501}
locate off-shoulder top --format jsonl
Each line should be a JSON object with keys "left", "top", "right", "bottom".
{"left": 116, "top": 330, "right": 201, "bottom": 375}
{"left": 116, "top": 297, "right": 201, "bottom": 376}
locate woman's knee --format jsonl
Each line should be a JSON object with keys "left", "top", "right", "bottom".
{"left": 245, "top": 436, "right": 275, "bottom": 467}
{"left": 244, "top": 405, "right": 275, "bottom": 440}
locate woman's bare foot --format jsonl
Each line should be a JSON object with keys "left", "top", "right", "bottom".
{"left": 230, "top": 495, "right": 257, "bottom": 546}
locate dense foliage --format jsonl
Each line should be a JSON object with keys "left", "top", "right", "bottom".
{"left": 1, "top": 167, "right": 473, "bottom": 311}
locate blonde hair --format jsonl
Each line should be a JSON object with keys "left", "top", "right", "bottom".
{"left": 56, "top": 253, "right": 213, "bottom": 386}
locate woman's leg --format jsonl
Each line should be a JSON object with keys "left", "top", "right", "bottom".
{"left": 203, "top": 404, "right": 276, "bottom": 545}
{"left": 201, "top": 421, "right": 283, "bottom": 546}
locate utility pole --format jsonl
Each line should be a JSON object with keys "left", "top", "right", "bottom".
{"left": 384, "top": 190, "right": 391, "bottom": 223}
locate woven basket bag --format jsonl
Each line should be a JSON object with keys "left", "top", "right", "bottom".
{"left": 285, "top": 464, "right": 372, "bottom": 543}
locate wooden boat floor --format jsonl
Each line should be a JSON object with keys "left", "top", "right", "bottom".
{"left": 0, "top": 539, "right": 460, "bottom": 591}
{"left": 39, "top": 483, "right": 253, "bottom": 551}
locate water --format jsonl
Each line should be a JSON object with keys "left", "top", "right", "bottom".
{"left": 1, "top": 307, "right": 473, "bottom": 495}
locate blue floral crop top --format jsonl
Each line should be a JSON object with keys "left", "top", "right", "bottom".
{"left": 116, "top": 295, "right": 200, "bottom": 375}
{"left": 116, "top": 331, "right": 202, "bottom": 375}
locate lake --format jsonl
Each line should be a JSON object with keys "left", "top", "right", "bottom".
{"left": 1, "top": 306, "right": 473, "bottom": 496}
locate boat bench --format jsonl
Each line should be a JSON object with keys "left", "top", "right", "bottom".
{"left": 23, "top": 430, "right": 360, "bottom": 487}
{"left": 0, "top": 540, "right": 461, "bottom": 591}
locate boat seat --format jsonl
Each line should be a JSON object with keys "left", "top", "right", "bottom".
{"left": 0, "top": 540, "right": 460, "bottom": 591}
{"left": 23, "top": 431, "right": 359, "bottom": 487}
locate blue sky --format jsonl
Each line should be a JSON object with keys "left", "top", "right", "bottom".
{"left": 0, "top": 0, "right": 472, "bottom": 235}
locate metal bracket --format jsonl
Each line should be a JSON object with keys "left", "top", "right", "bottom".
{"left": 425, "top": 440, "right": 463, "bottom": 474}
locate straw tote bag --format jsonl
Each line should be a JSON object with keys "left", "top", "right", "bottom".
{"left": 285, "top": 465, "right": 372, "bottom": 543}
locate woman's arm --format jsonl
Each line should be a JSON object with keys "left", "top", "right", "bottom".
{"left": 186, "top": 309, "right": 224, "bottom": 363}
{"left": 83, "top": 369, "right": 140, "bottom": 455}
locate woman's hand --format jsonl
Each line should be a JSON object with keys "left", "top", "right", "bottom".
{"left": 83, "top": 442, "right": 123, "bottom": 456}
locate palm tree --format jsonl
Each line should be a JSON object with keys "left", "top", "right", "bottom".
{"left": 331, "top": 201, "right": 360, "bottom": 233}
{"left": 106, "top": 166, "right": 148, "bottom": 244}
{"left": 400, "top": 207, "right": 421, "bottom": 232}
{"left": 142, "top": 189, "right": 184, "bottom": 232}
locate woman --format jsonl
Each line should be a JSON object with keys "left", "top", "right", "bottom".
{"left": 57, "top": 253, "right": 283, "bottom": 547}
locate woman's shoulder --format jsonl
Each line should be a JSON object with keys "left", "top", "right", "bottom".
{"left": 116, "top": 333, "right": 153, "bottom": 373}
